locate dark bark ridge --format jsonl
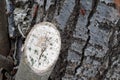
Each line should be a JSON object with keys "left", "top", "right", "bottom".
{"left": 0, "top": 0, "right": 13, "bottom": 73}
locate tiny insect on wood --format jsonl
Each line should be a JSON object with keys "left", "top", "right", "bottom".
{"left": 80, "top": 8, "right": 86, "bottom": 16}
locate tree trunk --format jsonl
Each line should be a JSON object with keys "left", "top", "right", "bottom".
{"left": 14, "top": 0, "right": 120, "bottom": 80}
{"left": 0, "top": 0, "right": 13, "bottom": 73}
{"left": 34, "top": 0, "right": 120, "bottom": 80}
{"left": 0, "top": 0, "right": 10, "bottom": 57}
{"left": 15, "top": 22, "right": 61, "bottom": 80}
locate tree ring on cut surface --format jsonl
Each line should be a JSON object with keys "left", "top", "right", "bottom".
{"left": 24, "top": 22, "right": 61, "bottom": 74}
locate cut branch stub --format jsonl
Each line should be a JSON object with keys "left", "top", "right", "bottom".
{"left": 15, "top": 22, "right": 61, "bottom": 80}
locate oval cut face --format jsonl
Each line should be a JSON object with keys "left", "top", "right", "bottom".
{"left": 24, "top": 22, "right": 61, "bottom": 73}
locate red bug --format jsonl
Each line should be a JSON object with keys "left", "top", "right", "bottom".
{"left": 80, "top": 8, "right": 86, "bottom": 16}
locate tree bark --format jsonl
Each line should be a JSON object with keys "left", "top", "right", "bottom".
{"left": 0, "top": 0, "right": 10, "bottom": 57}
{"left": 14, "top": 0, "right": 120, "bottom": 80}
{"left": 0, "top": 55, "right": 14, "bottom": 72}
{"left": 0, "top": 0, "right": 13, "bottom": 73}
{"left": 35, "top": 0, "right": 120, "bottom": 80}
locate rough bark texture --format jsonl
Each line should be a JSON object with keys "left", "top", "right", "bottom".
{"left": 0, "top": 0, "right": 10, "bottom": 57}
{"left": 0, "top": 55, "right": 14, "bottom": 72}
{"left": 34, "top": 0, "right": 120, "bottom": 80}
{"left": 11, "top": 0, "right": 120, "bottom": 80}
{"left": 0, "top": 0, "right": 13, "bottom": 73}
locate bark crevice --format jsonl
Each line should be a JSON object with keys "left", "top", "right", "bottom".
{"left": 75, "top": 0, "right": 99, "bottom": 75}
{"left": 50, "top": 0, "right": 80, "bottom": 79}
